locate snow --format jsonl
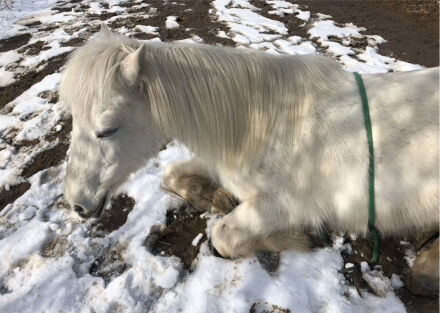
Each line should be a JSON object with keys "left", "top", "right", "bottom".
{"left": 0, "top": 67, "right": 15, "bottom": 87}
{"left": 0, "top": 50, "right": 21, "bottom": 66}
{"left": 0, "top": 0, "right": 60, "bottom": 37}
{"left": 166, "top": 16, "right": 180, "bottom": 29}
{"left": 192, "top": 233, "right": 204, "bottom": 246}
{"left": 135, "top": 25, "right": 160, "bottom": 35}
{"left": 360, "top": 262, "right": 393, "bottom": 297}
{"left": 0, "top": 0, "right": 425, "bottom": 311}
{"left": 309, "top": 20, "right": 364, "bottom": 42}
{"left": 391, "top": 274, "right": 404, "bottom": 289}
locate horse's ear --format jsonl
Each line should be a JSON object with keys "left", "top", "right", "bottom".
{"left": 120, "top": 45, "right": 146, "bottom": 83}
{"left": 98, "top": 23, "right": 112, "bottom": 39}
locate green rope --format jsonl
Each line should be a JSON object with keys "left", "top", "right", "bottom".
{"left": 353, "top": 72, "right": 381, "bottom": 266}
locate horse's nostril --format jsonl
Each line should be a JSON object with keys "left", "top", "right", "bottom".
{"left": 74, "top": 205, "right": 85, "bottom": 214}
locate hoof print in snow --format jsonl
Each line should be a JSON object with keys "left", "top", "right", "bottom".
{"left": 89, "top": 246, "right": 127, "bottom": 286}
{"left": 250, "top": 302, "right": 291, "bottom": 313}
{"left": 146, "top": 206, "right": 207, "bottom": 270}
{"left": 38, "top": 90, "right": 59, "bottom": 104}
{"left": 41, "top": 237, "right": 68, "bottom": 258}
{"left": 91, "top": 194, "right": 135, "bottom": 236}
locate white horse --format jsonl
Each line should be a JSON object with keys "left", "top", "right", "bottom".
{"left": 61, "top": 26, "right": 439, "bottom": 258}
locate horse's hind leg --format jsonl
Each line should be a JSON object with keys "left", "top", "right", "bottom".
{"left": 162, "top": 158, "right": 236, "bottom": 213}
{"left": 211, "top": 193, "right": 310, "bottom": 258}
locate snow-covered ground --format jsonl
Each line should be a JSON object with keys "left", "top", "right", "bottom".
{"left": 0, "top": 0, "right": 422, "bottom": 312}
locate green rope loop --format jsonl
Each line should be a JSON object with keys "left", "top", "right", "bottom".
{"left": 353, "top": 72, "right": 381, "bottom": 266}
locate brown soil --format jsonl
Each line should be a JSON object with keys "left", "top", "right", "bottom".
{"left": 146, "top": 205, "right": 207, "bottom": 270}
{"left": 341, "top": 235, "right": 439, "bottom": 313}
{"left": 110, "top": 0, "right": 235, "bottom": 46}
{"left": 0, "top": 182, "right": 31, "bottom": 212}
{"left": 21, "top": 143, "right": 69, "bottom": 178}
{"left": 87, "top": 12, "right": 118, "bottom": 21}
{"left": 0, "top": 33, "right": 31, "bottom": 53}
{"left": 91, "top": 194, "right": 136, "bottom": 235}
{"left": 17, "top": 41, "right": 51, "bottom": 56}
{"left": 60, "top": 37, "right": 86, "bottom": 47}
{"left": 250, "top": 0, "right": 309, "bottom": 38}
{"left": 52, "top": 6, "right": 74, "bottom": 13}
{"left": 293, "top": 0, "right": 439, "bottom": 67}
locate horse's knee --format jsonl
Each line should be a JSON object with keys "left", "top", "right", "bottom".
{"left": 162, "top": 163, "right": 180, "bottom": 192}
{"left": 162, "top": 160, "right": 220, "bottom": 212}
{"left": 211, "top": 217, "right": 255, "bottom": 259}
{"left": 211, "top": 187, "right": 239, "bottom": 214}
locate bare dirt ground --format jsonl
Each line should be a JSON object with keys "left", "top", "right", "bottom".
{"left": 0, "top": 0, "right": 438, "bottom": 312}
{"left": 294, "top": 0, "right": 439, "bottom": 67}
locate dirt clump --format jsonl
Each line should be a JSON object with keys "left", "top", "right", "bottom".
{"left": 91, "top": 194, "right": 136, "bottom": 235}
{"left": 89, "top": 245, "right": 128, "bottom": 286}
{"left": 146, "top": 205, "right": 207, "bottom": 270}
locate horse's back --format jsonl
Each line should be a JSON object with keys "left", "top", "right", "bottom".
{"left": 364, "top": 67, "right": 439, "bottom": 234}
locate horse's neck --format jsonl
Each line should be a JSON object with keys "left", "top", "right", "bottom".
{"left": 144, "top": 48, "right": 349, "bottom": 168}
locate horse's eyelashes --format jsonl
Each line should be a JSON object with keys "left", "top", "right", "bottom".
{"left": 96, "top": 128, "right": 119, "bottom": 138}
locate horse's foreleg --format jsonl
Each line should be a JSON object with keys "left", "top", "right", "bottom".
{"left": 162, "top": 158, "right": 221, "bottom": 212}
{"left": 211, "top": 193, "right": 310, "bottom": 258}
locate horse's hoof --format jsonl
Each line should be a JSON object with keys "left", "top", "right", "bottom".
{"left": 407, "top": 238, "right": 439, "bottom": 296}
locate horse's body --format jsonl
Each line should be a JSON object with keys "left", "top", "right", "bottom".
{"left": 61, "top": 27, "right": 439, "bottom": 258}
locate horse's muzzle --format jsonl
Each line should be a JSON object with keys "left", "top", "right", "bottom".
{"left": 73, "top": 194, "right": 107, "bottom": 219}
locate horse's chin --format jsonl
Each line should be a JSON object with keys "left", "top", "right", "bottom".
{"left": 93, "top": 194, "right": 108, "bottom": 219}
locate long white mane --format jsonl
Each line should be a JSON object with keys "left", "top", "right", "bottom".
{"left": 62, "top": 32, "right": 348, "bottom": 167}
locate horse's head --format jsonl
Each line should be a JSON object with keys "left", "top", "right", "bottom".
{"left": 60, "top": 26, "right": 164, "bottom": 218}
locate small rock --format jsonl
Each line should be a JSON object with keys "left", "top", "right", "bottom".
{"left": 250, "top": 302, "right": 291, "bottom": 313}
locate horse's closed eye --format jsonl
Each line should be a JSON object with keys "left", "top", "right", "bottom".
{"left": 96, "top": 128, "right": 119, "bottom": 138}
